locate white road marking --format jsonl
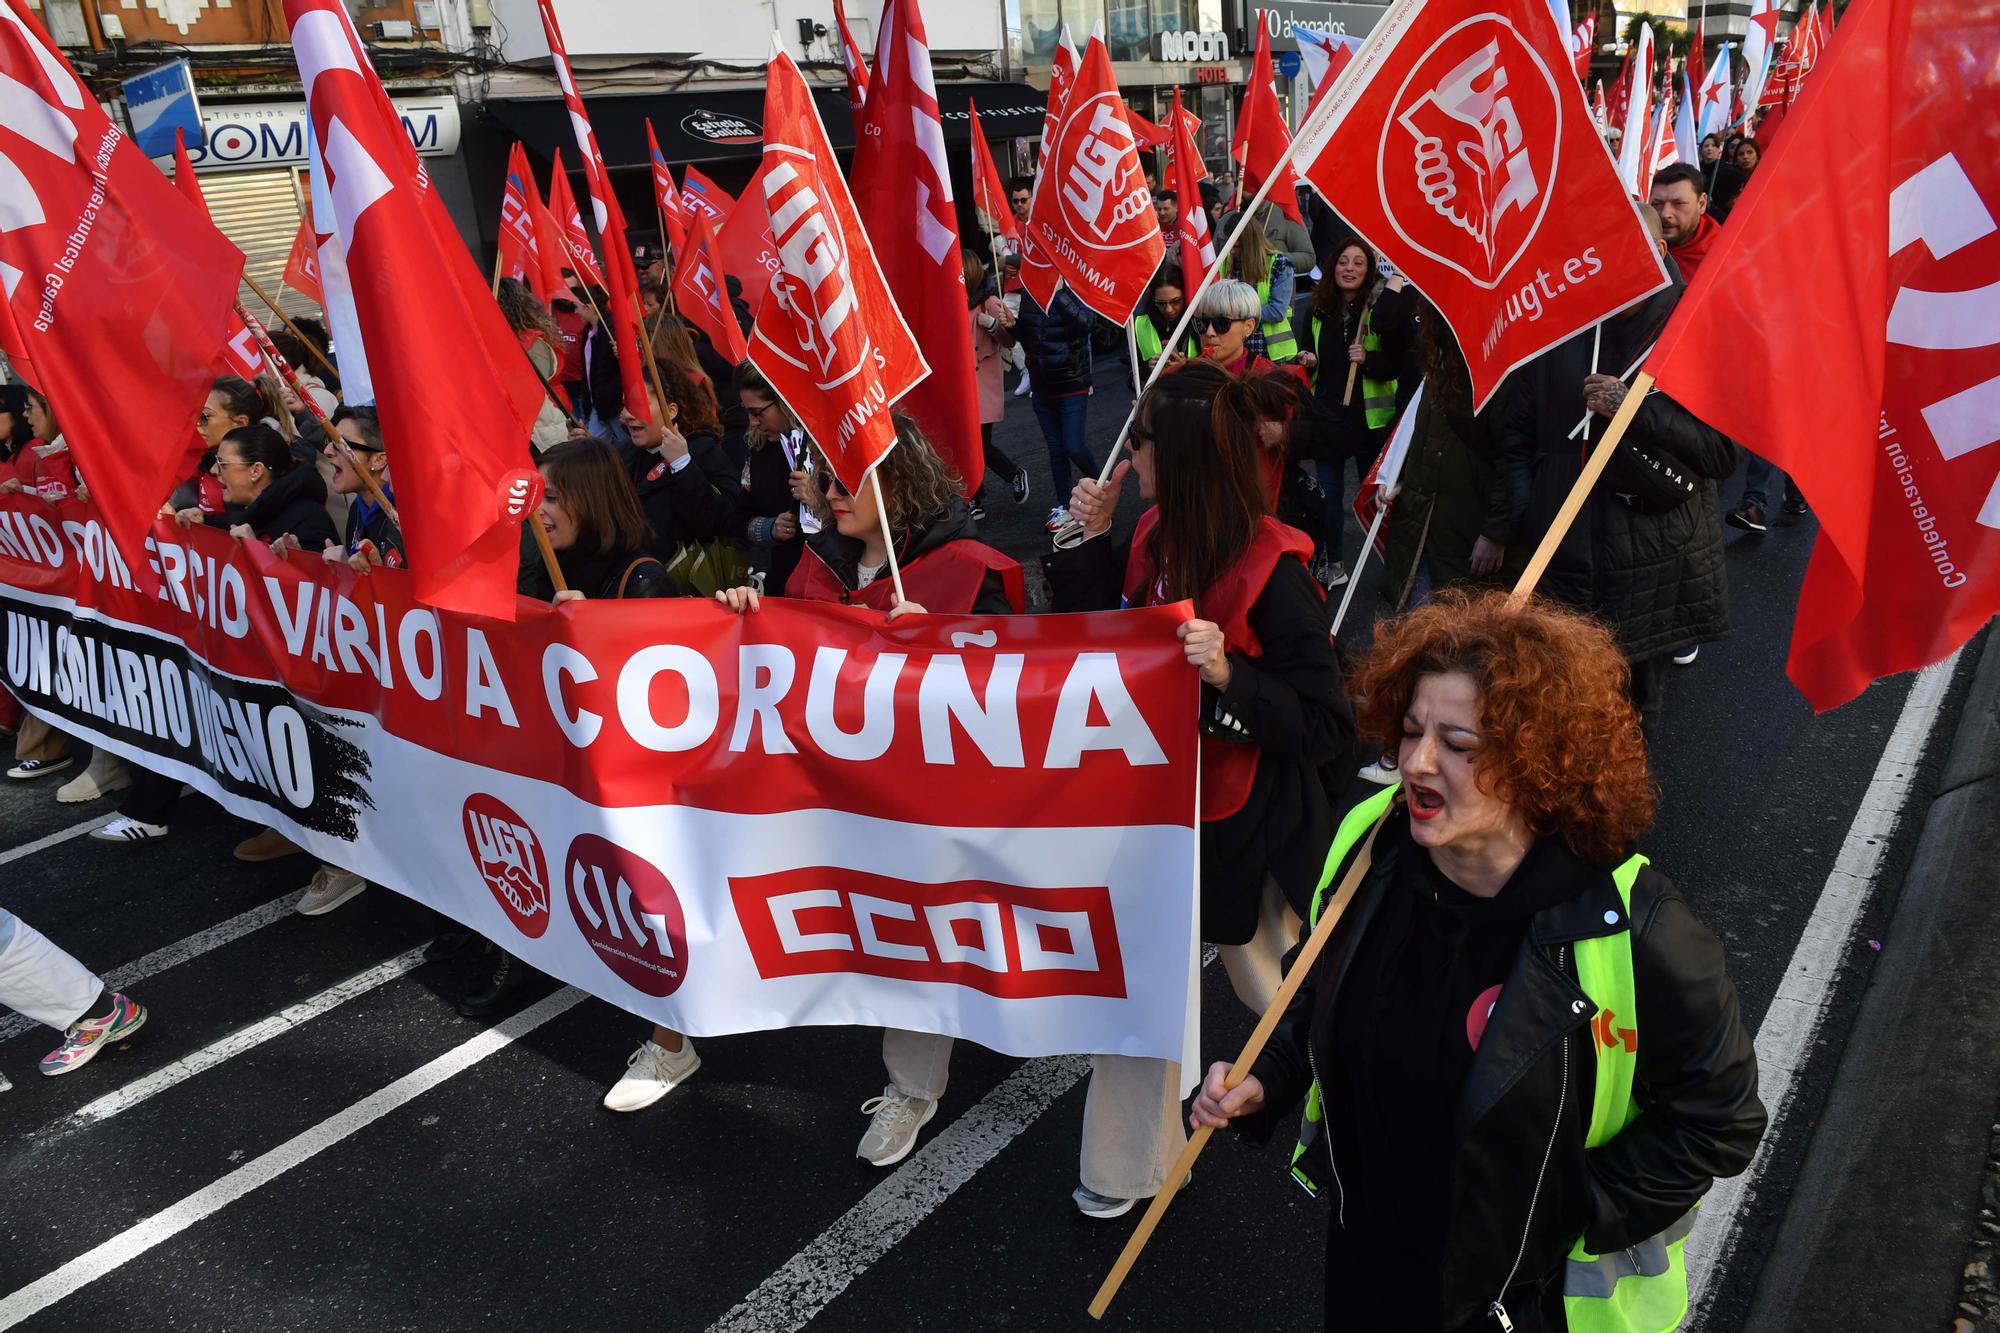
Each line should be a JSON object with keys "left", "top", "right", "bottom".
{"left": 48, "top": 949, "right": 428, "bottom": 1135}
{"left": 709, "top": 1054, "right": 1093, "bottom": 1333}
{"left": 0, "top": 986, "right": 585, "bottom": 1330}
{"left": 1687, "top": 652, "right": 1961, "bottom": 1319}
{"left": 0, "top": 895, "right": 298, "bottom": 1045}
{"left": 0, "top": 814, "right": 114, "bottom": 868}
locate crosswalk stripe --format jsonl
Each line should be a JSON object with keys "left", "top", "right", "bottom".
{"left": 0, "top": 986, "right": 586, "bottom": 1330}
{"left": 0, "top": 814, "right": 114, "bottom": 869}
{"left": 0, "top": 895, "right": 299, "bottom": 1046}
{"left": 48, "top": 949, "right": 429, "bottom": 1135}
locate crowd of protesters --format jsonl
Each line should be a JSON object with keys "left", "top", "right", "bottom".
{"left": 0, "top": 117, "right": 1794, "bottom": 1329}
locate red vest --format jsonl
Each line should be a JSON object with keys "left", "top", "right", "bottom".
{"left": 786, "top": 537, "right": 1026, "bottom": 615}
{"left": 1124, "top": 508, "right": 1317, "bottom": 821}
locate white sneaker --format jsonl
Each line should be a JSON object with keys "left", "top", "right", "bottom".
{"left": 1044, "top": 506, "right": 1069, "bottom": 533}
{"left": 1357, "top": 756, "right": 1398, "bottom": 785}
{"left": 296, "top": 865, "right": 368, "bottom": 916}
{"left": 602, "top": 1038, "right": 700, "bottom": 1113}
{"left": 57, "top": 752, "right": 131, "bottom": 804}
{"left": 856, "top": 1086, "right": 938, "bottom": 1166}
{"left": 89, "top": 816, "right": 168, "bottom": 843}
{"left": 1013, "top": 370, "right": 1032, "bottom": 398}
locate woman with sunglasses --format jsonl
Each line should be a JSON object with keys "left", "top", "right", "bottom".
{"left": 1049, "top": 359, "right": 1355, "bottom": 1219}
{"left": 691, "top": 415, "right": 1022, "bottom": 1167}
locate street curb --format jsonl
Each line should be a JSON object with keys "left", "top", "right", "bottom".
{"left": 1742, "top": 625, "right": 2000, "bottom": 1331}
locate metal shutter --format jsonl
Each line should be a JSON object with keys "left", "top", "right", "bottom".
{"left": 200, "top": 168, "right": 316, "bottom": 320}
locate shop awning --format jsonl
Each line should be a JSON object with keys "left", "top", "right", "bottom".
{"left": 489, "top": 79, "right": 1047, "bottom": 169}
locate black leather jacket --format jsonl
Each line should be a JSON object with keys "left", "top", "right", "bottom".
{"left": 1245, "top": 810, "right": 1765, "bottom": 1329}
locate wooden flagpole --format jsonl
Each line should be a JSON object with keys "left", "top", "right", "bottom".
{"left": 1088, "top": 816, "right": 1387, "bottom": 1319}
{"left": 867, "top": 469, "right": 909, "bottom": 606}
{"left": 242, "top": 273, "right": 340, "bottom": 383}
{"left": 530, "top": 515, "right": 569, "bottom": 595}
{"left": 239, "top": 307, "right": 398, "bottom": 526}
{"left": 1087, "top": 384, "right": 1659, "bottom": 1324}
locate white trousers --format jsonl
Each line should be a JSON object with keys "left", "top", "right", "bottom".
{"left": 0, "top": 908, "right": 104, "bottom": 1032}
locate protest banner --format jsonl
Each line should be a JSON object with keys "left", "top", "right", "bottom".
{"left": 0, "top": 498, "right": 1200, "bottom": 1062}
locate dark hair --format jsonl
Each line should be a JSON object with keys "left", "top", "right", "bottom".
{"left": 1007, "top": 175, "right": 1036, "bottom": 195}
{"left": 219, "top": 423, "right": 299, "bottom": 475}
{"left": 497, "top": 277, "right": 562, "bottom": 344}
{"left": 0, "top": 384, "right": 29, "bottom": 452}
{"left": 330, "top": 404, "right": 384, "bottom": 453}
{"left": 538, "top": 437, "right": 650, "bottom": 557}
{"left": 1155, "top": 189, "right": 1178, "bottom": 205}
{"left": 1651, "top": 162, "right": 1707, "bottom": 197}
{"left": 650, "top": 354, "right": 722, "bottom": 437}
{"left": 1150, "top": 264, "right": 1186, "bottom": 296}
{"left": 211, "top": 375, "right": 265, "bottom": 423}
{"left": 1134, "top": 360, "right": 1272, "bottom": 607}
{"left": 1733, "top": 136, "right": 1761, "bottom": 164}
{"left": 1312, "top": 235, "right": 1380, "bottom": 319}
{"left": 1415, "top": 298, "right": 1472, "bottom": 415}
{"left": 1700, "top": 132, "right": 1721, "bottom": 148}
{"left": 650, "top": 313, "right": 708, "bottom": 376}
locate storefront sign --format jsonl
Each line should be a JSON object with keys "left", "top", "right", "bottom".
{"left": 1155, "top": 30, "right": 1233, "bottom": 61}
{"left": 1192, "top": 66, "right": 1234, "bottom": 84}
{"left": 121, "top": 60, "right": 203, "bottom": 158}
{"left": 1253, "top": 1, "right": 1386, "bottom": 51}
{"left": 680, "top": 107, "right": 762, "bottom": 146}
{"left": 170, "top": 96, "right": 461, "bottom": 171}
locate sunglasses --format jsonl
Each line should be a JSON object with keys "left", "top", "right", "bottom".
{"left": 823, "top": 472, "right": 851, "bottom": 498}
{"left": 1197, "top": 316, "right": 1246, "bottom": 336}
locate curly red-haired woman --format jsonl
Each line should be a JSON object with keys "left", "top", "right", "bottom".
{"left": 1191, "top": 590, "right": 1766, "bottom": 1332}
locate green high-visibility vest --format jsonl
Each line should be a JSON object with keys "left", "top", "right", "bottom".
{"left": 1133, "top": 315, "right": 1196, "bottom": 365}
{"left": 1252, "top": 276, "right": 1300, "bottom": 362}
{"left": 1289, "top": 787, "right": 1691, "bottom": 1333}
{"left": 1307, "top": 309, "right": 1398, "bottom": 430}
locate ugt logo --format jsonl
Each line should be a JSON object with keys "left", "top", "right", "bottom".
{"left": 1053, "top": 93, "right": 1154, "bottom": 250}
{"left": 462, "top": 794, "right": 551, "bottom": 939}
{"left": 763, "top": 155, "right": 862, "bottom": 382}
{"left": 1381, "top": 15, "right": 1560, "bottom": 290}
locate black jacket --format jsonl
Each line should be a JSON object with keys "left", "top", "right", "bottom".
{"left": 801, "top": 502, "right": 1017, "bottom": 614}
{"left": 630, "top": 430, "right": 739, "bottom": 560}
{"left": 518, "top": 542, "right": 675, "bottom": 602}
{"left": 571, "top": 323, "right": 624, "bottom": 425}
{"left": 1048, "top": 530, "right": 1356, "bottom": 942}
{"left": 736, "top": 436, "right": 806, "bottom": 593}
{"left": 1380, "top": 380, "right": 1516, "bottom": 609}
{"left": 341, "top": 492, "right": 405, "bottom": 566}
{"left": 1013, "top": 289, "right": 1095, "bottom": 398}
{"left": 1244, "top": 810, "right": 1766, "bottom": 1330}
{"left": 243, "top": 464, "right": 338, "bottom": 549}
{"left": 1498, "top": 276, "right": 1742, "bottom": 662}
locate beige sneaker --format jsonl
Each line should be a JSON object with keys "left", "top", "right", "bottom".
{"left": 233, "top": 827, "right": 304, "bottom": 862}
{"left": 56, "top": 752, "right": 131, "bottom": 804}
{"left": 856, "top": 1087, "right": 938, "bottom": 1167}
{"left": 602, "top": 1039, "right": 700, "bottom": 1113}
{"left": 296, "top": 865, "right": 367, "bottom": 916}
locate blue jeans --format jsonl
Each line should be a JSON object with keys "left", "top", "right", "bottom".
{"left": 1032, "top": 393, "right": 1094, "bottom": 502}
{"left": 1742, "top": 453, "right": 1788, "bottom": 508}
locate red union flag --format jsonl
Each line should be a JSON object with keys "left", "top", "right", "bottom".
{"left": 283, "top": 0, "right": 545, "bottom": 619}
{"left": 748, "top": 50, "right": 928, "bottom": 496}
{"left": 545, "top": 150, "right": 605, "bottom": 288}
{"left": 1022, "top": 34, "right": 1164, "bottom": 325}
{"left": 718, "top": 159, "right": 779, "bottom": 312}
{"left": 681, "top": 166, "right": 736, "bottom": 227}
{"left": 674, "top": 212, "right": 748, "bottom": 365}
{"left": 1169, "top": 89, "right": 1217, "bottom": 293}
{"left": 1018, "top": 26, "right": 1080, "bottom": 311}
{"left": 1295, "top": 0, "right": 1669, "bottom": 409}
{"left": 496, "top": 141, "right": 557, "bottom": 302}
{"left": 1647, "top": 0, "right": 2000, "bottom": 710}
{"left": 1232, "top": 12, "right": 1305, "bottom": 225}
{"left": 0, "top": 2, "right": 241, "bottom": 565}
{"left": 281, "top": 215, "right": 324, "bottom": 306}
{"left": 969, "top": 98, "right": 1018, "bottom": 242}
{"left": 168, "top": 130, "right": 272, "bottom": 380}
{"left": 834, "top": 0, "right": 871, "bottom": 129}
{"left": 645, "top": 120, "right": 688, "bottom": 261}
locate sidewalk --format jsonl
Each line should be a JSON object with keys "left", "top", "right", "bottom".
{"left": 1742, "top": 623, "right": 2000, "bottom": 1330}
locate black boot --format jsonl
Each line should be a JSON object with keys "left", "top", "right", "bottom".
{"left": 424, "top": 927, "right": 475, "bottom": 963}
{"left": 457, "top": 950, "right": 533, "bottom": 1017}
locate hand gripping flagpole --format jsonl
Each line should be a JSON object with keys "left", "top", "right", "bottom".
{"left": 1052, "top": 76, "right": 1350, "bottom": 551}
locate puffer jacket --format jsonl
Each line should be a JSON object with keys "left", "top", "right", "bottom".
{"left": 1244, "top": 807, "right": 1766, "bottom": 1330}
{"left": 1498, "top": 276, "right": 1741, "bottom": 662}
{"left": 239, "top": 463, "right": 338, "bottom": 549}
{"left": 1013, "top": 288, "right": 1095, "bottom": 398}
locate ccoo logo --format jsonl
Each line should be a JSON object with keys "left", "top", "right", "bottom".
{"left": 1378, "top": 15, "right": 1561, "bottom": 290}
{"left": 565, "top": 835, "right": 690, "bottom": 997}
{"left": 462, "top": 794, "right": 551, "bottom": 939}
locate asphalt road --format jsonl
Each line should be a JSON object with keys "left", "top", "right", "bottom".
{"left": 0, "top": 355, "right": 1976, "bottom": 1331}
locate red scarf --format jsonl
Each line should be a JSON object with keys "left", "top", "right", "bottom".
{"left": 786, "top": 538, "right": 1025, "bottom": 615}
{"left": 1123, "top": 508, "right": 1317, "bottom": 820}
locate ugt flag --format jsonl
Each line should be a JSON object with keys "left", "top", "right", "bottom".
{"left": 746, "top": 50, "right": 928, "bottom": 497}
{"left": 0, "top": 1, "right": 241, "bottom": 568}
{"left": 284, "top": 0, "right": 545, "bottom": 621}
{"left": 1021, "top": 33, "right": 1163, "bottom": 325}
{"left": 1293, "top": 0, "right": 1669, "bottom": 409}
{"left": 1646, "top": 0, "right": 2000, "bottom": 711}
